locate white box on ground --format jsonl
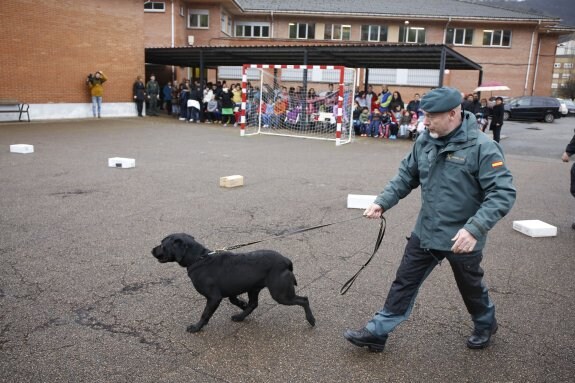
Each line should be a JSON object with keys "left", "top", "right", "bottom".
{"left": 347, "top": 194, "right": 377, "bottom": 209}
{"left": 512, "top": 220, "right": 557, "bottom": 237}
{"left": 10, "top": 144, "right": 34, "bottom": 154}
{"left": 220, "top": 175, "right": 244, "bottom": 188}
{"left": 108, "top": 157, "right": 135, "bottom": 168}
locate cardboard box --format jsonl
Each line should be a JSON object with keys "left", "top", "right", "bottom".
{"left": 108, "top": 157, "right": 135, "bottom": 169}
{"left": 347, "top": 194, "right": 377, "bottom": 209}
{"left": 220, "top": 175, "right": 244, "bottom": 188}
{"left": 10, "top": 144, "right": 34, "bottom": 154}
{"left": 512, "top": 220, "right": 557, "bottom": 237}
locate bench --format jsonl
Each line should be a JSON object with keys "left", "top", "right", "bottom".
{"left": 0, "top": 99, "right": 30, "bottom": 122}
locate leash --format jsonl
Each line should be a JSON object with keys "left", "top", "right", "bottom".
{"left": 211, "top": 215, "right": 365, "bottom": 253}
{"left": 339, "top": 215, "right": 387, "bottom": 295}
{"left": 208, "top": 213, "right": 387, "bottom": 295}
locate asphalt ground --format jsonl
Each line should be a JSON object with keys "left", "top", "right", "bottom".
{"left": 1, "top": 115, "right": 574, "bottom": 383}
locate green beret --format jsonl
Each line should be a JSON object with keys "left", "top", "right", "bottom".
{"left": 420, "top": 87, "right": 463, "bottom": 113}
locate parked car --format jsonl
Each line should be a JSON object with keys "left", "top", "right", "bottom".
{"left": 557, "top": 98, "right": 575, "bottom": 116}
{"left": 503, "top": 96, "right": 562, "bottom": 123}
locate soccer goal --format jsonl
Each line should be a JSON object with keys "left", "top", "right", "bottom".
{"left": 240, "top": 65, "right": 356, "bottom": 146}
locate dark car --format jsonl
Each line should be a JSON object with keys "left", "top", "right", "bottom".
{"left": 503, "top": 96, "right": 562, "bottom": 123}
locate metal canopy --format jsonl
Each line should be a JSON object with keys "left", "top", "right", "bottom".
{"left": 145, "top": 43, "right": 482, "bottom": 71}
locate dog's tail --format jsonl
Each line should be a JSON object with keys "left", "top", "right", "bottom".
{"left": 288, "top": 261, "right": 298, "bottom": 286}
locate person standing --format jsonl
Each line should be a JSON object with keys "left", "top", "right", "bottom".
{"left": 146, "top": 74, "right": 160, "bottom": 116}
{"left": 561, "top": 130, "right": 575, "bottom": 230}
{"left": 87, "top": 71, "right": 107, "bottom": 118}
{"left": 162, "top": 82, "right": 173, "bottom": 115}
{"left": 133, "top": 75, "right": 146, "bottom": 117}
{"left": 379, "top": 85, "right": 392, "bottom": 113}
{"left": 489, "top": 96, "right": 505, "bottom": 142}
{"left": 344, "top": 87, "right": 516, "bottom": 352}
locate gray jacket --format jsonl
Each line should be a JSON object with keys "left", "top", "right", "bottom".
{"left": 374, "top": 111, "right": 516, "bottom": 251}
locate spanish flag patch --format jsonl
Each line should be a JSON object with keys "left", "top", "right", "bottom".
{"left": 491, "top": 161, "right": 504, "bottom": 168}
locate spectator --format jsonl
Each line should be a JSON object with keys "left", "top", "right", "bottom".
{"left": 368, "top": 109, "right": 383, "bottom": 138}
{"left": 162, "top": 82, "right": 173, "bottom": 115}
{"left": 379, "top": 85, "right": 392, "bottom": 113}
{"left": 171, "top": 80, "right": 180, "bottom": 117}
{"left": 398, "top": 109, "right": 412, "bottom": 138}
{"left": 476, "top": 98, "right": 490, "bottom": 132}
{"left": 132, "top": 75, "right": 145, "bottom": 117}
{"left": 352, "top": 101, "right": 363, "bottom": 136}
{"left": 146, "top": 74, "right": 160, "bottom": 116}
{"left": 178, "top": 80, "right": 190, "bottom": 121}
{"left": 407, "top": 93, "right": 421, "bottom": 116}
{"left": 561, "top": 130, "right": 575, "bottom": 230}
{"left": 87, "top": 71, "right": 107, "bottom": 118}
{"left": 187, "top": 85, "right": 202, "bottom": 122}
{"left": 271, "top": 98, "right": 287, "bottom": 128}
{"left": 389, "top": 91, "right": 404, "bottom": 112}
{"left": 203, "top": 83, "right": 214, "bottom": 122}
{"left": 205, "top": 94, "right": 220, "bottom": 123}
{"left": 489, "top": 97, "right": 505, "bottom": 142}
{"left": 358, "top": 107, "right": 370, "bottom": 137}
{"left": 365, "top": 85, "right": 378, "bottom": 114}
{"left": 220, "top": 88, "right": 235, "bottom": 126}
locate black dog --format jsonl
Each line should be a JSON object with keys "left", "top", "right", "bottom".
{"left": 151, "top": 233, "right": 316, "bottom": 333}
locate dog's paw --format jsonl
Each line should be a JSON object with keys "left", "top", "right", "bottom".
{"left": 231, "top": 314, "right": 245, "bottom": 322}
{"left": 307, "top": 315, "right": 316, "bottom": 327}
{"left": 186, "top": 324, "right": 202, "bottom": 333}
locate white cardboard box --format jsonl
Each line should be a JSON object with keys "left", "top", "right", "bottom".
{"left": 10, "top": 144, "right": 34, "bottom": 154}
{"left": 347, "top": 194, "right": 377, "bottom": 209}
{"left": 513, "top": 220, "right": 557, "bottom": 237}
{"left": 219, "top": 175, "right": 244, "bottom": 188}
{"left": 108, "top": 157, "right": 135, "bottom": 169}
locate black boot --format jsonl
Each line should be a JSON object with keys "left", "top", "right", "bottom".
{"left": 344, "top": 327, "right": 387, "bottom": 352}
{"left": 467, "top": 321, "right": 498, "bottom": 349}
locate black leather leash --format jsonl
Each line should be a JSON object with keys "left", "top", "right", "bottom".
{"left": 214, "top": 215, "right": 365, "bottom": 253}
{"left": 339, "top": 215, "right": 387, "bottom": 295}
{"left": 211, "top": 214, "right": 387, "bottom": 296}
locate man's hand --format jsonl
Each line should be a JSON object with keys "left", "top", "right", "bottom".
{"left": 363, "top": 203, "right": 384, "bottom": 219}
{"left": 451, "top": 228, "right": 477, "bottom": 254}
{"left": 562, "top": 151, "right": 570, "bottom": 162}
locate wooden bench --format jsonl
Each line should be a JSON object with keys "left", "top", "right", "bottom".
{"left": 0, "top": 99, "right": 30, "bottom": 122}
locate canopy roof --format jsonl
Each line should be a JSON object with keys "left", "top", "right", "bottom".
{"left": 145, "top": 43, "right": 482, "bottom": 71}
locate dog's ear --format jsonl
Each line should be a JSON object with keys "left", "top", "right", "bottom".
{"left": 171, "top": 237, "right": 187, "bottom": 264}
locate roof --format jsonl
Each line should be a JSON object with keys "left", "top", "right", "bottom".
{"left": 235, "top": 0, "right": 558, "bottom": 22}
{"left": 145, "top": 43, "right": 482, "bottom": 71}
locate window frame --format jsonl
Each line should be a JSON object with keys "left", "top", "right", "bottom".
{"left": 144, "top": 1, "right": 165, "bottom": 13}
{"left": 288, "top": 22, "right": 315, "bottom": 40}
{"left": 360, "top": 25, "right": 388, "bottom": 42}
{"left": 235, "top": 22, "right": 271, "bottom": 38}
{"left": 482, "top": 29, "right": 512, "bottom": 47}
{"left": 188, "top": 9, "right": 209, "bottom": 29}
{"left": 324, "top": 24, "right": 351, "bottom": 41}
{"left": 399, "top": 26, "right": 426, "bottom": 44}
{"left": 445, "top": 27, "right": 474, "bottom": 46}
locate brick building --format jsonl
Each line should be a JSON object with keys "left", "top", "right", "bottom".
{"left": 1, "top": 0, "right": 574, "bottom": 121}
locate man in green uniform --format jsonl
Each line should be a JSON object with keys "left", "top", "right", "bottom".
{"left": 344, "top": 87, "right": 516, "bottom": 352}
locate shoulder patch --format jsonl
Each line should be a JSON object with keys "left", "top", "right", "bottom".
{"left": 491, "top": 161, "right": 504, "bottom": 168}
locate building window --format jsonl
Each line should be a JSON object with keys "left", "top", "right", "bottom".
{"left": 289, "top": 23, "right": 315, "bottom": 39}
{"left": 325, "top": 24, "right": 351, "bottom": 40}
{"left": 553, "top": 73, "right": 560, "bottom": 79}
{"left": 360, "top": 25, "right": 387, "bottom": 42}
{"left": 399, "top": 26, "right": 426, "bottom": 43}
{"left": 563, "top": 73, "right": 571, "bottom": 79}
{"left": 564, "top": 63, "right": 573, "bottom": 69}
{"left": 551, "top": 83, "right": 559, "bottom": 89}
{"left": 236, "top": 22, "right": 270, "bottom": 38}
{"left": 189, "top": 9, "right": 209, "bottom": 28}
{"left": 446, "top": 28, "right": 473, "bottom": 45}
{"left": 554, "top": 63, "right": 562, "bottom": 69}
{"left": 144, "top": 1, "right": 165, "bottom": 12}
{"left": 482, "top": 29, "right": 511, "bottom": 47}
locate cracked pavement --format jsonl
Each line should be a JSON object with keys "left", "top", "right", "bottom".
{"left": 0, "top": 117, "right": 573, "bottom": 382}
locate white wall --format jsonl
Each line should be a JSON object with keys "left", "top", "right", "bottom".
{"left": 0, "top": 102, "right": 140, "bottom": 122}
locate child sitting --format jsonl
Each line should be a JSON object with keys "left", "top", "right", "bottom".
{"left": 359, "top": 107, "right": 370, "bottom": 136}
{"left": 398, "top": 109, "right": 412, "bottom": 138}
{"left": 368, "top": 109, "right": 383, "bottom": 138}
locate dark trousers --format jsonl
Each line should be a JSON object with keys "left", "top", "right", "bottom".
{"left": 135, "top": 100, "right": 144, "bottom": 116}
{"left": 490, "top": 121, "right": 502, "bottom": 142}
{"left": 367, "top": 234, "right": 495, "bottom": 337}
{"left": 570, "top": 162, "right": 575, "bottom": 198}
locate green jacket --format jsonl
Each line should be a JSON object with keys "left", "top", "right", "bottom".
{"left": 374, "top": 111, "right": 516, "bottom": 251}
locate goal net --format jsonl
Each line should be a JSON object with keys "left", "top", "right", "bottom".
{"left": 240, "top": 65, "right": 356, "bottom": 146}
